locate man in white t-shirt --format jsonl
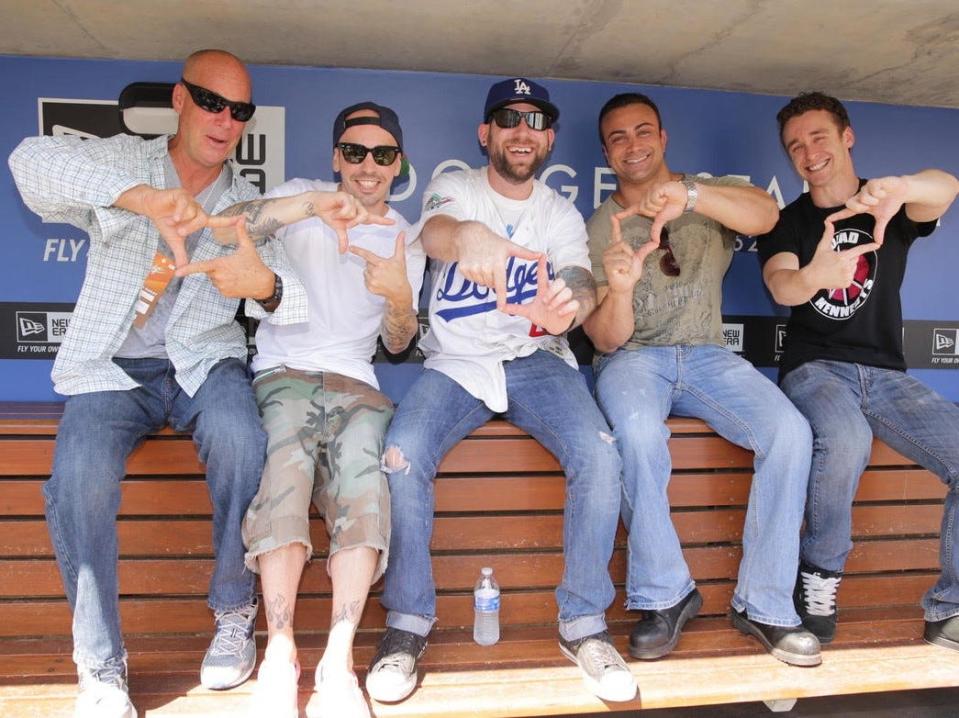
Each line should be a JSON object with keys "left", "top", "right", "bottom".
{"left": 366, "top": 78, "right": 636, "bottom": 705}
{"left": 217, "top": 102, "right": 425, "bottom": 718}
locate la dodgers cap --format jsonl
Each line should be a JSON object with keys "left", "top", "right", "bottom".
{"left": 332, "top": 101, "right": 403, "bottom": 151}
{"left": 483, "top": 77, "right": 560, "bottom": 123}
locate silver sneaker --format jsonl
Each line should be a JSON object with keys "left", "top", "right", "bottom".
{"left": 75, "top": 660, "right": 137, "bottom": 718}
{"left": 559, "top": 631, "right": 637, "bottom": 702}
{"left": 365, "top": 627, "right": 427, "bottom": 703}
{"left": 201, "top": 600, "right": 258, "bottom": 690}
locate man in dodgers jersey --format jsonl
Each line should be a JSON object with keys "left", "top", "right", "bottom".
{"left": 215, "top": 102, "right": 424, "bottom": 718}
{"left": 366, "top": 77, "right": 636, "bottom": 705}
{"left": 759, "top": 91, "right": 959, "bottom": 649}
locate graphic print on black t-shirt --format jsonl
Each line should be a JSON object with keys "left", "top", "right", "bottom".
{"left": 809, "top": 225, "right": 878, "bottom": 321}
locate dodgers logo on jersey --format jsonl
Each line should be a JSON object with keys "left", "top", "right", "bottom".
{"left": 434, "top": 257, "right": 552, "bottom": 322}
{"left": 810, "top": 227, "right": 878, "bottom": 320}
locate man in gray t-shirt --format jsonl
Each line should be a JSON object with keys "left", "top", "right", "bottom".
{"left": 583, "top": 93, "right": 820, "bottom": 666}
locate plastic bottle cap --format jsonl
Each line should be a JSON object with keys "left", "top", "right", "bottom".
{"left": 481, "top": 567, "right": 493, "bottom": 576}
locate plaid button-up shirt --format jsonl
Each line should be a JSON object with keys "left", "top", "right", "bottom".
{"left": 9, "top": 133, "right": 307, "bottom": 397}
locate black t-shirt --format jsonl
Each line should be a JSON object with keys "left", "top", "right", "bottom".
{"left": 757, "top": 182, "right": 937, "bottom": 380}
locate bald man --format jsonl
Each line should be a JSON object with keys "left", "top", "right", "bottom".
{"left": 9, "top": 49, "right": 307, "bottom": 718}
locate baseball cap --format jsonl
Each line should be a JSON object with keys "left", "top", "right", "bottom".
{"left": 483, "top": 77, "right": 560, "bottom": 123}
{"left": 332, "top": 101, "right": 403, "bottom": 151}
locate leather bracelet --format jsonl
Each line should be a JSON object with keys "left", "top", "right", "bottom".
{"left": 255, "top": 273, "right": 283, "bottom": 312}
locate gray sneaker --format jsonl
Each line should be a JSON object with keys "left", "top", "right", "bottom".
{"left": 559, "top": 631, "right": 637, "bottom": 702}
{"left": 201, "top": 600, "right": 258, "bottom": 690}
{"left": 365, "top": 627, "right": 427, "bottom": 703}
{"left": 75, "top": 660, "right": 137, "bottom": 718}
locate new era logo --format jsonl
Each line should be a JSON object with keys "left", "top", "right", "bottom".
{"left": 933, "top": 328, "right": 959, "bottom": 356}
{"left": 16, "top": 312, "right": 48, "bottom": 342}
{"left": 722, "top": 323, "right": 744, "bottom": 352}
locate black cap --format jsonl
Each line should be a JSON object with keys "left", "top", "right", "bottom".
{"left": 332, "top": 101, "right": 403, "bottom": 151}
{"left": 483, "top": 77, "right": 559, "bottom": 123}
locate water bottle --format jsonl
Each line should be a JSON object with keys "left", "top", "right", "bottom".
{"left": 473, "top": 566, "right": 500, "bottom": 646}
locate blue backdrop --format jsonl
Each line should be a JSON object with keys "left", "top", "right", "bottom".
{"left": 2, "top": 55, "right": 957, "bottom": 401}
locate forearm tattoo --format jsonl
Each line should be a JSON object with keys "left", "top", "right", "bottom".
{"left": 331, "top": 599, "right": 362, "bottom": 629}
{"left": 558, "top": 266, "right": 597, "bottom": 328}
{"left": 381, "top": 304, "right": 418, "bottom": 355}
{"left": 218, "top": 197, "right": 313, "bottom": 239}
{"left": 267, "top": 593, "right": 292, "bottom": 630}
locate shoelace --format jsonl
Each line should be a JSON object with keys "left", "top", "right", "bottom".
{"left": 209, "top": 605, "right": 256, "bottom": 656}
{"left": 581, "top": 634, "right": 622, "bottom": 671}
{"left": 374, "top": 630, "right": 423, "bottom": 670}
{"left": 801, "top": 571, "right": 841, "bottom": 616}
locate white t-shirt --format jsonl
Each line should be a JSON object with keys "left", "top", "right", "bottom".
{"left": 414, "top": 167, "right": 590, "bottom": 412}
{"left": 252, "top": 178, "right": 426, "bottom": 389}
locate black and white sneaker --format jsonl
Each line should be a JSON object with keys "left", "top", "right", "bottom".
{"left": 365, "top": 627, "right": 427, "bottom": 703}
{"left": 794, "top": 562, "right": 842, "bottom": 643}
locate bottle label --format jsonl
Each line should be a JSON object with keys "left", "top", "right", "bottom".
{"left": 475, "top": 595, "right": 500, "bottom": 611}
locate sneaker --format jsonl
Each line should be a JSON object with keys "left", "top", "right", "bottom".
{"left": 306, "top": 664, "right": 371, "bottom": 718}
{"left": 731, "top": 608, "right": 821, "bottom": 667}
{"left": 201, "top": 600, "right": 258, "bottom": 690}
{"left": 248, "top": 658, "right": 300, "bottom": 718}
{"left": 365, "top": 627, "right": 427, "bottom": 703}
{"left": 75, "top": 661, "right": 137, "bottom": 718}
{"left": 629, "top": 588, "right": 703, "bottom": 659}
{"left": 794, "top": 562, "right": 842, "bottom": 643}
{"left": 924, "top": 615, "right": 959, "bottom": 651}
{"left": 559, "top": 631, "right": 637, "bottom": 703}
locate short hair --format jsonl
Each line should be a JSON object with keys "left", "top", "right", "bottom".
{"left": 777, "top": 91, "right": 850, "bottom": 145}
{"left": 597, "top": 93, "right": 662, "bottom": 147}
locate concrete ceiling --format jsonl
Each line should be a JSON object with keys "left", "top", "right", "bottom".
{"left": 3, "top": 0, "right": 959, "bottom": 108}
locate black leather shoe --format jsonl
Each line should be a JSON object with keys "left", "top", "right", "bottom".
{"left": 924, "top": 615, "right": 959, "bottom": 651}
{"left": 629, "top": 588, "right": 702, "bottom": 659}
{"left": 731, "top": 608, "right": 821, "bottom": 666}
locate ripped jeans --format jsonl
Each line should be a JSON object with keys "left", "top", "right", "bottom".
{"left": 380, "top": 350, "right": 623, "bottom": 642}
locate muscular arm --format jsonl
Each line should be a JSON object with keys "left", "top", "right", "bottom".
{"left": 420, "top": 215, "right": 492, "bottom": 262}
{"left": 583, "top": 284, "right": 635, "bottom": 353}
{"left": 763, "top": 251, "right": 814, "bottom": 306}
{"left": 556, "top": 265, "right": 597, "bottom": 331}
{"left": 900, "top": 170, "right": 959, "bottom": 223}
{"left": 692, "top": 181, "right": 779, "bottom": 236}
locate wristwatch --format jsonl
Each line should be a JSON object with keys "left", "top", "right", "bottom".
{"left": 255, "top": 273, "right": 283, "bottom": 312}
{"left": 682, "top": 178, "right": 699, "bottom": 213}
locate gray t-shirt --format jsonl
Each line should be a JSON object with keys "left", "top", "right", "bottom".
{"left": 115, "top": 157, "right": 230, "bottom": 359}
{"left": 587, "top": 174, "right": 749, "bottom": 349}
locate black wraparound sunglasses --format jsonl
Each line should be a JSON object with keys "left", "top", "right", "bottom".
{"left": 336, "top": 142, "right": 401, "bottom": 166}
{"left": 180, "top": 78, "right": 256, "bottom": 122}
{"left": 488, "top": 108, "right": 552, "bottom": 131}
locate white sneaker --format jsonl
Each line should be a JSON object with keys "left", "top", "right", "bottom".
{"left": 248, "top": 658, "right": 300, "bottom": 718}
{"left": 306, "top": 665, "right": 370, "bottom": 718}
{"left": 75, "top": 661, "right": 137, "bottom": 718}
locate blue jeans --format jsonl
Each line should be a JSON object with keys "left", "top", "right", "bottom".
{"left": 43, "top": 357, "right": 265, "bottom": 671}
{"left": 380, "top": 350, "right": 623, "bottom": 642}
{"left": 595, "top": 345, "right": 812, "bottom": 627}
{"left": 781, "top": 360, "right": 959, "bottom": 622}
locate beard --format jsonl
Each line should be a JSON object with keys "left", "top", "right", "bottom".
{"left": 488, "top": 143, "right": 548, "bottom": 184}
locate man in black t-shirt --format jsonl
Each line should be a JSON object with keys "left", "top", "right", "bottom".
{"left": 758, "top": 91, "right": 959, "bottom": 649}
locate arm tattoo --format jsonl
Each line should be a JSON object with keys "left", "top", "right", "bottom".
{"left": 381, "top": 304, "right": 419, "bottom": 355}
{"left": 218, "top": 198, "right": 292, "bottom": 239}
{"left": 331, "top": 599, "right": 362, "bottom": 629}
{"left": 267, "top": 593, "right": 292, "bottom": 631}
{"left": 557, "top": 266, "right": 597, "bottom": 329}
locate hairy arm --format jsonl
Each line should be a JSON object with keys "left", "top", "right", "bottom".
{"left": 584, "top": 284, "right": 636, "bottom": 353}
{"left": 380, "top": 300, "right": 419, "bottom": 355}
{"left": 556, "top": 265, "right": 597, "bottom": 330}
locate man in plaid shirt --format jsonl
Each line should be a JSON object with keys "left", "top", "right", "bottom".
{"left": 9, "top": 49, "right": 313, "bottom": 718}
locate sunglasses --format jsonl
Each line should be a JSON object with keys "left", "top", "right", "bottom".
{"left": 489, "top": 108, "right": 552, "bottom": 131}
{"left": 659, "top": 226, "right": 680, "bottom": 277}
{"left": 180, "top": 78, "right": 256, "bottom": 122}
{"left": 336, "top": 142, "right": 401, "bottom": 166}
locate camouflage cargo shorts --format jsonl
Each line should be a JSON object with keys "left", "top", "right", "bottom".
{"left": 242, "top": 365, "right": 393, "bottom": 581}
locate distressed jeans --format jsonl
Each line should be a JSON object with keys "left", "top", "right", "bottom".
{"left": 380, "top": 350, "right": 623, "bottom": 642}
{"left": 596, "top": 344, "right": 812, "bottom": 627}
{"left": 782, "top": 359, "right": 959, "bottom": 622}
{"left": 43, "top": 357, "right": 264, "bottom": 671}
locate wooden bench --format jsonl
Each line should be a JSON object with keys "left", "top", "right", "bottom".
{"left": 1, "top": 400, "right": 958, "bottom": 716}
